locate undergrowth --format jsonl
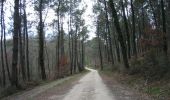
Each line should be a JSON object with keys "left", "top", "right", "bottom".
{"left": 129, "top": 50, "right": 170, "bottom": 81}
{"left": 100, "top": 51, "right": 170, "bottom": 99}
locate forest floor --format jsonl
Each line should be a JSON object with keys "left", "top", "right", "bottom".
{"left": 100, "top": 71, "right": 153, "bottom": 100}
{"left": 2, "top": 68, "right": 154, "bottom": 100}
{"left": 100, "top": 68, "right": 170, "bottom": 100}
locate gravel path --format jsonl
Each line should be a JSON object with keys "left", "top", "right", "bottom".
{"left": 2, "top": 68, "right": 153, "bottom": 100}
{"left": 62, "top": 68, "right": 115, "bottom": 100}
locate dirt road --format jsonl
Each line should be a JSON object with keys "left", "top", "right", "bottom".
{"left": 3, "top": 68, "right": 152, "bottom": 100}
{"left": 62, "top": 68, "right": 115, "bottom": 100}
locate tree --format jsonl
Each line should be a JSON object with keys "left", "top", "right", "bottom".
{"left": 93, "top": 2, "right": 112, "bottom": 64}
{"left": 56, "top": 0, "right": 61, "bottom": 77}
{"left": 0, "top": 0, "right": 6, "bottom": 86}
{"left": 72, "top": 9, "right": 86, "bottom": 72}
{"left": 167, "top": 0, "right": 170, "bottom": 43}
{"left": 79, "top": 26, "right": 89, "bottom": 70}
{"left": 130, "top": 0, "right": 137, "bottom": 57}
{"left": 97, "top": 20, "right": 103, "bottom": 70}
{"left": 51, "top": 0, "right": 70, "bottom": 77}
{"left": 102, "top": 0, "right": 114, "bottom": 65}
{"left": 121, "top": 0, "right": 131, "bottom": 59}
{"left": 109, "top": 0, "right": 130, "bottom": 69}
{"left": 38, "top": 0, "right": 46, "bottom": 80}
{"left": 23, "top": 0, "right": 30, "bottom": 80}
{"left": 161, "top": 0, "right": 168, "bottom": 55}
{"left": 12, "top": 0, "right": 20, "bottom": 87}
{"left": 2, "top": 0, "right": 11, "bottom": 84}
{"left": 19, "top": 0, "right": 26, "bottom": 80}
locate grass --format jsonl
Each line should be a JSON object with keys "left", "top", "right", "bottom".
{"left": 144, "top": 87, "right": 161, "bottom": 95}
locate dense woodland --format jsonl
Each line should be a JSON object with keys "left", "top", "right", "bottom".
{"left": 91, "top": 0, "right": 170, "bottom": 79}
{"left": 0, "top": 0, "right": 170, "bottom": 98}
{"left": 0, "top": 0, "right": 88, "bottom": 91}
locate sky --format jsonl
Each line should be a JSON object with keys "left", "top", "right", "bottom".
{"left": 46, "top": 0, "right": 97, "bottom": 39}
{"left": 3, "top": 0, "right": 97, "bottom": 40}
{"left": 82, "top": 0, "right": 97, "bottom": 39}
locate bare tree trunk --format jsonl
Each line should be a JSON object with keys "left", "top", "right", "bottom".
{"left": 148, "top": 0, "right": 158, "bottom": 28}
{"left": 45, "top": 41, "right": 50, "bottom": 77}
{"left": 69, "top": 32, "right": 72, "bottom": 74}
{"left": 19, "top": 0, "right": 26, "bottom": 80}
{"left": 105, "top": 34, "right": 110, "bottom": 62}
{"left": 109, "top": 0, "right": 130, "bottom": 69}
{"left": 39, "top": 0, "right": 46, "bottom": 80}
{"left": 121, "top": 0, "right": 131, "bottom": 59}
{"left": 1, "top": 0, "right": 6, "bottom": 86}
{"left": 3, "top": 10, "right": 11, "bottom": 83}
{"left": 130, "top": 0, "right": 137, "bottom": 57}
{"left": 115, "top": 40, "right": 121, "bottom": 62}
{"left": 81, "top": 39, "right": 85, "bottom": 70}
{"left": 71, "top": 32, "right": 74, "bottom": 73}
{"left": 69, "top": 1, "right": 73, "bottom": 74}
{"left": 23, "top": 0, "right": 30, "bottom": 80}
{"left": 97, "top": 21, "right": 103, "bottom": 70}
{"left": 74, "top": 25, "right": 78, "bottom": 73}
{"left": 167, "top": 0, "right": 170, "bottom": 42}
{"left": 57, "top": 1, "right": 61, "bottom": 77}
{"left": 60, "top": 25, "right": 65, "bottom": 57}
{"left": 161, "top": 0, "right": 168, "bottom": 55}
{"left": 12, "top": 0, "right": 20, "bottom": 87}
{"left": 68, "top": 24, "right": 73, "bottom": 74}
{"left": 104, "top": 0, "right": 114, "bottom": 65}
{"left": 141, "top": 3, "right": 145, "bottom": 32}
{"left": 78, "top": 37, "right": 82, "bottom": 71}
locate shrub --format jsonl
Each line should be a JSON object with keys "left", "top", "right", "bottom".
{"left": 130, "top": 50, "right": 170, "bottom": 81}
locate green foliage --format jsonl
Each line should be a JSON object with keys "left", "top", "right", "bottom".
{"left": 51, "top": 0, "right": 69, "bottom": 16}
{"left": 0, "top": 86, "right": 20, "bottom": 99}
{"left": 34, "top": 0, "right": 51, "bottom": 11}
{"left": 144, "top": 87, "right": 161, "bottom": 95}
{"left": 85, "top": 38, "right": 99, "bottom": 65}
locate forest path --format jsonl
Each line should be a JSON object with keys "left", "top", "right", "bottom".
{"left": 3, "top": 68, "right": 152, "bottom": 100}
{"left": 3, "top": 68, "right": 114, "bottom": 100}
{"left": 62, "top": 68, "right": 115, "bottom": 100}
